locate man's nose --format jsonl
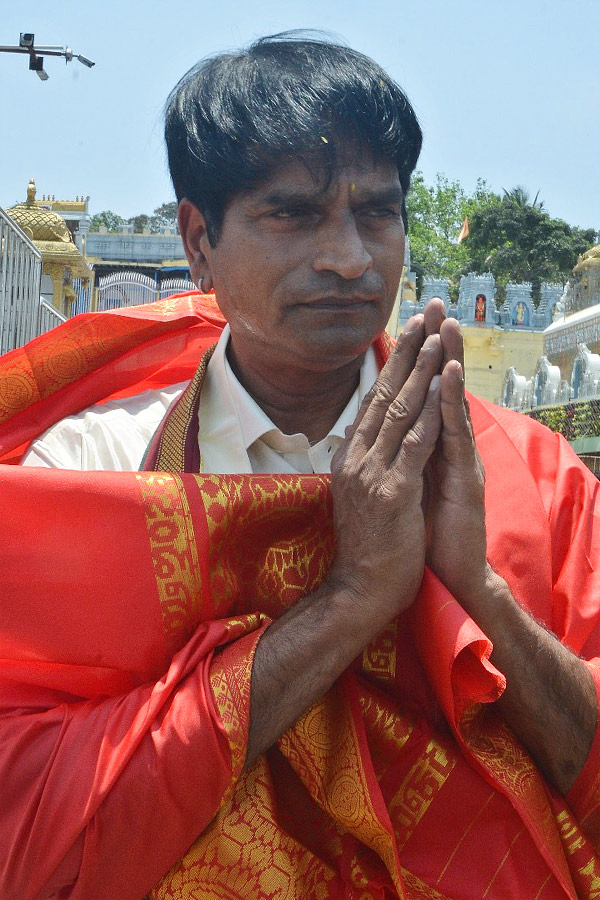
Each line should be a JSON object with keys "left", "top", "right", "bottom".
{"left": 312, "top": 214, "right": 373, "bottom": 280}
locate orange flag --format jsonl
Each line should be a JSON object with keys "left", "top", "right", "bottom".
{"left": 457, "top": 216, "right": 470, "bottom": 243}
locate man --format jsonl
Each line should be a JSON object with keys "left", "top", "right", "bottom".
{"left": 2, "top": 34, "right": 600, "bottom": 900}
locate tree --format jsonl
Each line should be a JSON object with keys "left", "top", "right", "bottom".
{"left": 466, "top": 189, "right": 596, "bottom": 303}
{"left": 89, "top": 202, "right": 179, "bottom": 234}
{"left": 502, "top": 185, "right": 544, "bottom": 211}
{"left": 152, "top": 202, "right": 178, "bottom": 230}
{"left": 128, "top": 204, "right": 178, "bottom": 234}
{"left": 89, "top": 210, "right": 125, "bottom": 232}
{"left": 127, "top": 214, "right": 152, "bottom": 234}
{"left": 406, "top": 172, "right": 498, "bottom": 298}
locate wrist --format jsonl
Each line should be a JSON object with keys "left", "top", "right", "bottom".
{"left": 324, "top": 563, "right": 422, "bottom": 625}
{"left": 455, "top": 563, "right": 514, "bottom": 628}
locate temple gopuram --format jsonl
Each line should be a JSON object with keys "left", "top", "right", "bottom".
{"left": 392, "top": 251, "right": 561, "bottom": 406}
{"left": 6, "top": 179, "right": 92, "bottom": 317}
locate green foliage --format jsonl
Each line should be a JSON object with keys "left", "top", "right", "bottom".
{"left": 572, "top": 400, "right": 597, "bottom": 438}
{"left": 129, "top": 204, "right": 179, "bottom": 233}
{"left": 503, "top": 185, "right": 544, "bottom": 210}
{"left": 467, "top": 190, "right": 596, "bottom": 303}
{"left": 90, "top": 202, "right": 179, "bottom": 235}
{"left": 407, "top": 174, "right": 596, "bottom": 306}
{"left": 152, "top": 202, "right": 178, "bottom": 229}
{"left": 406, "top": 172, "right": 498, "bottom": 300}
{"left": 529, "top": 399, "right": 600, "bottom": 442}
{"left": 532, "top": 404, "right": 567, "bottom": 435}
{"left": 89, "top": 210, "right": 125, "bottom": 232}
{"left": 127, "top": 213, "right": 151, "bottom": 233}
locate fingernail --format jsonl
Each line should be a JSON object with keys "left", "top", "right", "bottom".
{"left": 423, "top": 334, "right": 441, "bottom": 351}
{"left": 404, "top": 315, "right": 423, "bottom": 333}
{"left": 429, "top": 375, "right": 441, "bottom": 392}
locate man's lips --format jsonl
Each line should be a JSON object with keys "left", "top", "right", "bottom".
{"left": 298, "top": 295, "right": 379, "bottom": 309}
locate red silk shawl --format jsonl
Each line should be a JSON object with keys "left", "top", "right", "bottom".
{"left": 2, "top": 295, "right": 600, "bottom": 899}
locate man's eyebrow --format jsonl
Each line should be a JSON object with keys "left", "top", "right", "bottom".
{"left": 358, "top": 186, "right": 404, "bottom": 205}
{"left": 251, "top": 184, "right": 404, "bottom": 209}
{"left": 251, "top": 188, "right": 325, "bottom": 208}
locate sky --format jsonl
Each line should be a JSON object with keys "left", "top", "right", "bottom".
{"left": 1, "top": 0, "right": 598, "bottom": 232}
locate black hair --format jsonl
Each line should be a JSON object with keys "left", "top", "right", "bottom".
{"left": 165, "top": 32, "right": 422, "bottom": 245}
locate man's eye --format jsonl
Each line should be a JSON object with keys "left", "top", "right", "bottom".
{"left": 272, "top": 207, "right": 311, "bottom": 219}
{"left": 364, "top": 207, "right": 401, "bottom": 219}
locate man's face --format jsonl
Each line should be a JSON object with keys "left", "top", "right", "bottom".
{"left": 187, "top": 148, "right": 405, "bottom": 375}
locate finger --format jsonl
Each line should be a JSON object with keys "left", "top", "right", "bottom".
{"left": 423, "top": 298, "right": 446, "bottom": 338}
{"left": 440, "top": 317, "right": 464, "bottom": 371}
{"left": 439, "top": 360, "right": 479, "bottom": 469}
{"left": 391, "top": 373, "right": 442, "bottom": 476}
{"left": 440, "top": 319, "right": 474, "bottom": 434}
{"left": 374, "top": 334, "right": 443, "bottom": 468}
{"left": 440, "top": 359, "right": 465, "bottom": 436}
{"left": 349, "top": 314, "right": 425, "bottom": 453}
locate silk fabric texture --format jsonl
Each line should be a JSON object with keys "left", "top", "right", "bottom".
{"left": 2, "top": 295, "right": 600, "bottom": 900}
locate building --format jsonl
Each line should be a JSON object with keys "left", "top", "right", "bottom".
{"left": 512, "top": 237, "right": 600, "bottom": 473}
{"left": 85, "top": 226, "right": 188, "bottom": 283}
{"left": 503, "top": 238, "right": 600, "bottom": 409}
{"left": 6, "top": 180, "right": 92, "bottom": 316}
{"left": 392, "top": 270, "right": 559, "bottom": 404}
{"left": 31, "top": 191, "right": 91, "bottom": 252}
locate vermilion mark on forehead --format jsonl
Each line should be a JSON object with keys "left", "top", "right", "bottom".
{"left": 247, "top": 161, "right": 402, "bottom": 209}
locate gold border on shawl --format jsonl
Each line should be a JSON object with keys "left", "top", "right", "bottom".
{"left": 194, "top": 475, "right": 245, "bottom": 617}
{"left": 377, "top": 329, "right": 395, "bottom": 362}
{"left": 0, "top": 315, "right": 142, "bottom": 419}
{"left": 209, "top": 621, "right": 263, "bottom": 788}
{"left": 388, "top": 737, "right": 456, "bottom": 852}
{"left": 554, "top": 807, "right": 600, "bottom": 897}
{"left": 135, "top": 472, "right": 203, "bottom": 654}
{"left": 578, "top": 769, "right": 600, "bottom": 850}
{"left": 193, "top": 473, "right": 334, "bottom": 619}
{"left": 279, "top": 686, "right": 404, "bottom": 896}
{"left": 362, "top": 621, "right": 397, "bottom": 682}
{"left": 359, "top": 691, "right": 415, "bottom": 784}
{"left": 151, "top": 757, "right": 338, "bottom": 900}
{"left": 153, "top": 344, "right": 216, "bottom": 472}
{"left": 459, "top": 707, "right": 578, "bottom": 896}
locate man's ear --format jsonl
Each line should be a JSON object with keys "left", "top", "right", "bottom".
{"left": 178, "top": 199, "right": 213, "bottom": 293}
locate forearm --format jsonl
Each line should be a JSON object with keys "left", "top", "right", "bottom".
{"left": 245, "top": 319, "right": 447, "bottom": 768}
{"left": 246, "top": 582, "right": 391, "bottom": 768}
{"left": 466, "top": 568, "right": 597, "bottom": 795}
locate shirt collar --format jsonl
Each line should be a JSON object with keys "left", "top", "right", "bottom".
{"left": 205, "top": 323, "right": 379, "bottom": 451}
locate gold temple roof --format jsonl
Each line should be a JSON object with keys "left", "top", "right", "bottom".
{"left": 574, "top": 243, "right": 600, "bottom": 275}
{"left": 7, "top": 179, "right": 90, "bottom": 278}
{"left": 8, "top": 179, "right": 72, "bottom": 243}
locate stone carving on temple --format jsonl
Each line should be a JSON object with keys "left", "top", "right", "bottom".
{"left": 7, "top": 179, "right": 91, "bottom": 316}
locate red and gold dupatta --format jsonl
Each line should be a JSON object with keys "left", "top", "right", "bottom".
{"left": 2, "top": 295, "right": 600, "bottom": 899}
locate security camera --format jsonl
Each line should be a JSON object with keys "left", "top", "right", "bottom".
{"left": 20, "top": 33, "right": 35, "bottom": 48}
{"left": 76, "top": 54, "right": 95, "bottom": 68}
{"left": 28, "top": 54, "right": 48, "bottom": 80}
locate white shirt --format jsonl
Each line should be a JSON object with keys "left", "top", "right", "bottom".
{"left": 21, "top": 325, "right": 378, "bottom": 474}
{"left": 20, "top": 383, "right": 188, "bottom": 471}
{"left": 199, "top": 325, "right": 378, "bottom": 474}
